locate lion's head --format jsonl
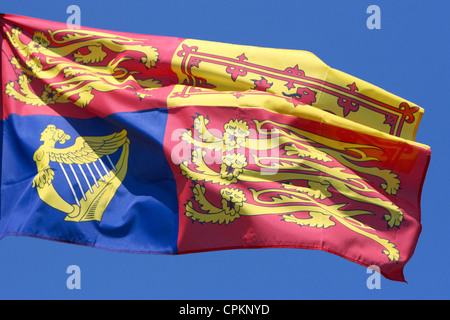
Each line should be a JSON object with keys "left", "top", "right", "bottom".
{"left": 220, "top": 153, "right": 248, "bottom": 181}
{"left": 223, "top": 119, "right": 250, "bottom": 150}
{"left": 28, "top": 31, "right": 50, "bottom": 52}
{"left": 220, "top": 187, "right": 246, "bottom": 216}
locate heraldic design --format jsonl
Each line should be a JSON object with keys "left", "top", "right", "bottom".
{"left": 5, "top": 26, "right": 161, "bottom": 108}
{"left": 178, "top": 113, "right": 404, "bottom": 262}
{"left": 32, "top": 125, "right": 130, "bottom": 222}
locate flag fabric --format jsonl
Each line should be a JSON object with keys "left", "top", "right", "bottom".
{"left": 0, "top": 13, "right": 430, "bottom": 282}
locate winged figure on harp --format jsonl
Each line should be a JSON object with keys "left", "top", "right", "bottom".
{"left": 32, "top": 125, "right": 130, "bottom": 222}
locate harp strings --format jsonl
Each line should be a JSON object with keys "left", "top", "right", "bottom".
{"left": 58, "top": 155, "right": 117, "bottom": 206}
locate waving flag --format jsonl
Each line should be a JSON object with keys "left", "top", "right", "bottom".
{"left": 0, "top": 13, "right": 430, "bottom": 281}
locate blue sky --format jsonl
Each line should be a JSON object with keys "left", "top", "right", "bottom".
{"left": 0, "top": 0, "right": 449, "bottom": 299}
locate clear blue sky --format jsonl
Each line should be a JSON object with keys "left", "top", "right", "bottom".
{"left": 0, "top": 0, "right": 448, "bottom": 300}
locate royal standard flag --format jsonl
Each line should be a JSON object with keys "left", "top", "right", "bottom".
{"left": 0, "top": 14, "right": 430, "bottom": 282}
